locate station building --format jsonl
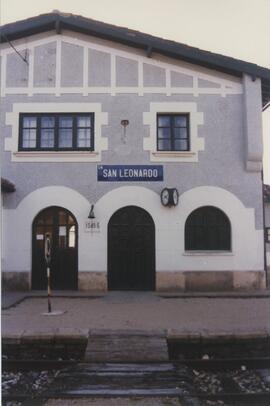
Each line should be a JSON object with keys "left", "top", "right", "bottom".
{"left": 1, "top": 12, "right": 270, "bottom": 292}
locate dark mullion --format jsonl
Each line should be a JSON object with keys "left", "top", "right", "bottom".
{"left": 19, "top": 114, "right": 24, "bottom": 149}
{"left": 186, "top": 114, "right": 190, "bottom": 150}
{"left": 170, "top": 115, "right": 175, "bottom": 151}
{"left": 72, "top": 115, "right": 77, "bottom": 149}
{"left": 91, "top": 113, "right": 94, "bottom": 151}
{"left": 55, "top": 115, "right": 59, "bottom": 150}
{"left": 36, "top": 116, "right": 41, "bottom": 149}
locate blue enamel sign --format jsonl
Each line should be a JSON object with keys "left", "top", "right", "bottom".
{"left": 97, "top": 165, "right": 163, "bottom": 182}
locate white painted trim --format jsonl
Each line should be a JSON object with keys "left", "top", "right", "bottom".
{"left": 143, "top": 102, "right": 204, "bottom": 162}
{"left": 1, "top": 33, "right": 243, "bottom": 98}
{"left": 165, "top": 69, "right": 171, "bottom": 96}
{"left": 111, "top": 53, "right": 116, "bottom": 96}
{"left": 138, "top": 61, "right": 143, "bottom": 96}
{"left": 193, "top": 76, "right": 199, "bottom": 97}
{"left": 28, "top": 48, "right": 34, "bottom": 96}
{"left": 3, "top": 86, "right": 242, "bottom": 97}
{"left": 55, "top": 38, "right": 61, "bottom": 96}
{"left": 2, "top": 185, "right": 264, "bottom": 274}
{"left": 83, "top": 46, "right": 89, "bottom": 96}
{"left": 5, "top": 103, "right": 108, "bottom": 162}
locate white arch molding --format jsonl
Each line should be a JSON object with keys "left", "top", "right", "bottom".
{"left": 2, "top": 185, "right": 264, "bottom": 282}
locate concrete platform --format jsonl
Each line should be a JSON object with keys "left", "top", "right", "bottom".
{"left": 3, "top": 289, "right": 270, "bottom": 310}
{"left": 2, "top": 290, "right": 270, "bottom": 342}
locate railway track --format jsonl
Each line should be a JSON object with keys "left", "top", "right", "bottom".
{"left": 3, "top": 358, "right": 270, "bottom": 405}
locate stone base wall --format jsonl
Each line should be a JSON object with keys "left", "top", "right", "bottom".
{"left": 156, "top": 270, "right": 266, "bottom": 292}
{"left": 2, "top": 270, "right": 266, "bottom": 292}
{"left": 78, "top": 272, "right": 107, "bottom": 291}
{"left": 2, "top": 272, "right": 30, "bottom": 291}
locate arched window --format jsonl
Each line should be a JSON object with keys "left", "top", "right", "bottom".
{"left": 185, "top": 206, "right": 231, "bottom": 251}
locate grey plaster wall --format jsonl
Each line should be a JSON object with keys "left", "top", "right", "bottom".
{"left": 6, "top": 51, "right": 28, "bottom": 87}
{"left": 88, "top": 49, "right": 111, "bottom": 86}
{"left": 61, "top": 42, "right": 83, "bottom": 87}
{"left": 34, "top": 42, "right": 56, "bottom": 87}
{"left": 143, "top": 63, "right": 166, "bottom": 87}
{"left": 198, "top": 78, "right": 220, "bottom": 88}
{"left": 266, "top": 204, "right": 270, "bottom": 227}
{"left": 116, "top": 56, "right": 138, "bottom": 87}
{"left": 171, "top": 71, "right": 193, "bottom": 87}
{"left": 1, "top": 89, "right": 264, "bottom": 230}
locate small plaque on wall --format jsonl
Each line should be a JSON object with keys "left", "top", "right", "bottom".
{"left": 85, "top": 220, "right": 101, "bottom": 233}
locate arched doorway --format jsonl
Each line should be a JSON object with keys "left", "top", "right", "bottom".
{"left": 108, "top": 206, "right": 155, "bottom": 290}
{"left": 32, "top": 206, "right": 78, "bottom": 290}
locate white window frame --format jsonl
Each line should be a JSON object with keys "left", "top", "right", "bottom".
{"left": 143, "top": 102, "right": 204, "bottom": 162}
{"left": 5, "top": 103, "right": 108, "bottom": 162}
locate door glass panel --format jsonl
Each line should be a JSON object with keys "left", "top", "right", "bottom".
{"left": 59, "top": 227, "right": 67, "bottom": 249}
{"left": 68, "top": 215, "right": 75, "bottom": 225}
{"left": 68, "top": 225, "right": 76, "bottom": 247}
{"left": 59, "top": 226, "right": 67, "bottom": 236}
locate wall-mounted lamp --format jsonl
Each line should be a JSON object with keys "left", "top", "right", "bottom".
{"left": 88, "top": 204, "right": 95, "bottom": 219}
{"left": 120, "top": 119, "right": 129, "bottom": 144}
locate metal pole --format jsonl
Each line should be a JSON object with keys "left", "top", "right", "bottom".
{"left": 45, "top": 234, "right": 52, "bottom": 313}
{"left": 47, "top": 266, "right": 52, "bottom": 313}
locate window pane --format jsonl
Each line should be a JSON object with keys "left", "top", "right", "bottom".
{"left": 77, "top": 128, "right": 91, "bottom": 148}
{"left": 158, "top": 116, "right": 170, "bottom": 126}
{"left": 41, "top": 117, "right": 55, "bottom": 128}
{"left": 59, "top": 129, "right": 73, "bottom": 148}
{"left": 77, "top": 116, "right": 91, "bottom": 127}
{"left": 22, "top": 129, "right": 36, "bottom": 148}
{"left": 23, "top": 117, "right": 37, "bottom": 128}
{"left": 174, "top": 116, "right": 187, "bottom": 127}
{"left": 40, "top": 129, "right": 54, "bottom": 148}
{"left": 158, "top": 139, "right": 171, "bottom": 150}
{"left": 174, "top": 128, "right": 188, "bottom": 139}
{"left": 174, "top": 139, "right": 188, "bottom": 151}
{"left": 158, "top": 128, "right": 170, "bottom": 139}
{"left": 59, "top": 116, "right": 73, "bottom": 128}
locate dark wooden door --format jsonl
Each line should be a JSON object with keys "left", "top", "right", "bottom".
{"left": 108, "top": 206, "right": 155, "bottom": 290}
{"left": 32, "top": 206, "right": 78, "bottom": 290}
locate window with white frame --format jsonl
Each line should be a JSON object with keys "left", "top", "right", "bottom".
{"left": 157, "top": 114, "right": 189, "bottom": 151}
{"left": 143, "top": 102, "right": 204, "bottom": 162}
{"left": 5, "top": 103, "right": 108, "bottom": 162}
{"left": 19, "top": 113, "right": 94, "bottom": 151}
